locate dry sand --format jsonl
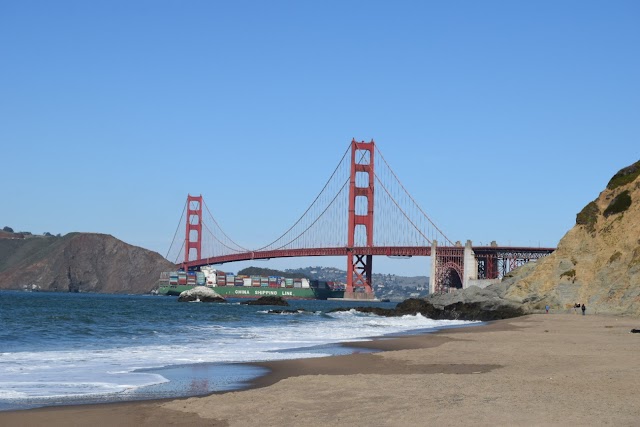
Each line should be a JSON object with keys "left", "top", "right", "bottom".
{"left": 2, "top": 313, "right": 639, "bottom": 426}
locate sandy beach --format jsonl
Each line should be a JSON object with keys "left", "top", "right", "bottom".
{"left": 2, "top": 313, "right": 639, "bottom": 426}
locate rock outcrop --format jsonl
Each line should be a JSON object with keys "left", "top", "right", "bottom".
{"left": 429, "top": 160, "right": 640, "bottom": 317}
{"left": 267, "top": 309, "right": 308, "bottom": 314}
{"left": 241, "top": 296, "right": 289, "bottom": 306}
{"left": 177, "top": 286, "right": 226, "bottom": 302}
{"left": 502, "top": 160, "right": 640, "bottom": 316}
{"left": 0, "top": 233, "right": 175, "bottom": 294}
{"left": 330, "top": 297, "right": 524, "bottom": 321}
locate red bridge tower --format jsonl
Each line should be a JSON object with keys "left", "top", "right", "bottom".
{"left": 184, "top": 194, "right": 203, "bottom": 266}
{"left": 347, "top": 139, "right": 375, "bottom": 297}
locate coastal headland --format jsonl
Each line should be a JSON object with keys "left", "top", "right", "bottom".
{"left": 2, "top": 313, "right": 638, "bottom": 426}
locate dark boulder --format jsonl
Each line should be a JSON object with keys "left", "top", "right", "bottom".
{"left": 435, "top": 301, "right": 525, "bottom": 321}
{"left": 242, "top": 296, "right": 289, "bottom": 306}
{"left": 394, "top": 298, "right": 441, "bottom": 318}
{"left": 328, "top": 306, "right": 395, "bottom": 316}
{"left": 329, "top": 297, "right": 524, "bottom": 322}
{"left": 328, "top": 298, "right": 437, "bottom": 317}
{"left": 267, "top": 309, "right": 308, "bottom": 314}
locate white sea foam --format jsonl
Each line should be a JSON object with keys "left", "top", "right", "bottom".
{"left": 0, "top": 390, "right": 28, "bottom": 399}
{"left": 0, "top": 307, "right": 477, "bottom": 404}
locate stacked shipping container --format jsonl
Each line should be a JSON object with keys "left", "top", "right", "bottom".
{"left": 171, "top": 268, "right": 316, "bottom": 290}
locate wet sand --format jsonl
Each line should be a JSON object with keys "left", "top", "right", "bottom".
{"left": 2, "top": 313, "right": 639, "bottom": 426}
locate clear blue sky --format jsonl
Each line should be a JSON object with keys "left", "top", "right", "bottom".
{"left": 1, "top": 1, "right": 638, "bottom": 276}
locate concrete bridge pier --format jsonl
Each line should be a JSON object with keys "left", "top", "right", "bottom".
{"left": 429, "top": 239, "right": 497, "bottom": 294}
{"left": 463, "top": 240, "right": 477, "bottom": 289}
{"left": 429, "top": 240, "right": 437, "bottom": 294}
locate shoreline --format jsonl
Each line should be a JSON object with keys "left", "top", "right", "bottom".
{"left": 1, "top": 313, "right": 639, "bottom": 426}
{"left": 0, "top": 319, "right": 490, "bottom": 421}
{"left": 246, "top": 319, "right": 499, "bottom": 391}
{"left": 0, "top": 318, "right": 480, "bottom": 413}
{"left": 0, "top": 322, "right": 486, "bottom": 414}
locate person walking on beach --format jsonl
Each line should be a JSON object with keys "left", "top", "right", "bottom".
{"left": 545, "top": 305, "right": 550, "bottom": 314}
{"left": 581, "top": 304, "right": 586, "bottom": 315}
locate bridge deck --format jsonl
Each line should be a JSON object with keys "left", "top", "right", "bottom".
{"left": 183, "top": 246, "right": 555, "bottom": 268}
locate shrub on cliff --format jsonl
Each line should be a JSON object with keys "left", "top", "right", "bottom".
{"left": 607, "top": 160, "right": 640, "bottom": 190}
{"left": 576, "top": 200, "right": 599, "bottom": 234}
{"left": 603, "top": 190, "right": 632, "bottom": 217}
{"left": 609, "top": 251, "right": 622, "bottom": 263}
{"left": 560, "top": 269, "right": 576, "bottom": 281}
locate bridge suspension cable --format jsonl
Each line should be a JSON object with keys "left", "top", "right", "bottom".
{"left": 166, "top": 140, "right": 456, "bottom": 264}
{"left": 373, "top": 146, "right": 455, "bottom": 246}
{"left": 165, "top": 199, "right": 187, "bottom": 263}
{"left": 251, "top": 144, "right": 353, "bottom": 251}
{"left": 201, "top": 199, "right": 251, "bottom": 253}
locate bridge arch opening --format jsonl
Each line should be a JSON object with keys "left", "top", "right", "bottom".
{"left": 436, "top": 261, "right": 463, "bottom": 292}
{"left": 187, "top": 248, "right": 199, "bottom": 261}
{"left": 354, "top": 149, "right": 371, "bottom": 165}
{"left": 355, "top": 171, "right": 369, "bottom": 187}
{"left": 443, "top": 268, "right": 462, "bottom": 290}
{"left": 355, "top": 195, "right": 368, "bottom": 215}
{"left": 353, "top": 224, "right": 369, "bottom": 246}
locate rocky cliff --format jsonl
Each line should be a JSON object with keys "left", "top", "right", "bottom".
{"left": 502, "top": 160, "right": 640, "bottom": 315}
{"left": 425, "top": 160, "right": 640, "bottom": 316}
{"left": 0, "top": 233, "right": 175, "bottom": 294}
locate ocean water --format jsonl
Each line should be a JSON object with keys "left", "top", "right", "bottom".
{"left": 0, "top": 291, "right": 477, "bottom": 411}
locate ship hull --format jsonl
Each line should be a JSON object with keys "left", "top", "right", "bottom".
{"left": 157, "top": 284, "right": 344, "bottom": 300}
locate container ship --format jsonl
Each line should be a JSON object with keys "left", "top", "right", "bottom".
{"left": 156, "top": 266, "right": 346, "bottom": 300}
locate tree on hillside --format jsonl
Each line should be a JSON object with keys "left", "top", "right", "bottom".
{"left": 2, "top": 226, "right": 13, "bottom": 233}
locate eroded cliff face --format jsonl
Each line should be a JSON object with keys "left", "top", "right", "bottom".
{"left": 504, "top": 161, "right": 640, "bottom": 315}
{"left": 0, "top": 233, "right": 175, "bottom": 294}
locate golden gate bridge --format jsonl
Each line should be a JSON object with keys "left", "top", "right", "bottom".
{"left": 166, "top": 139, "right": 554, "bottom": 297}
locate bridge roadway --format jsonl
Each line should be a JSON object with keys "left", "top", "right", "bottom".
{"left": 182, "top": 246, "right": 556, "bottom": 269}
